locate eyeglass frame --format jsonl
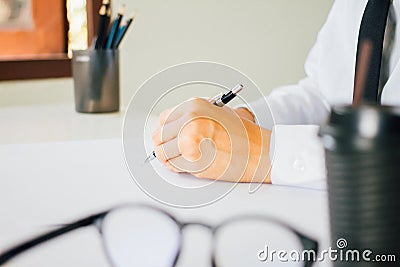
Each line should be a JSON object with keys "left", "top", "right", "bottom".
{"left": 0, "top": 203, "right": 319, "bottom": 267}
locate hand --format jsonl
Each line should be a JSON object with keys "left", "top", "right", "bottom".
{"left": 234, "top": 107, "right": 256, "bottom": 122}
{"left": 152, "top": 98, "right": 272, "bottom": 183}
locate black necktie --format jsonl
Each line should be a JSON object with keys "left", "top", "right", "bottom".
{"left": 353, "top": 0, "right": 391, "bottom": 105}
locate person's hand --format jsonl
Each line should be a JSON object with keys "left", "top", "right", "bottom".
{"left": 152, "top": 98, "right": 272, "bottom": 183}
{"left": 234, "top": 107, "right": 256, "bottom": 122}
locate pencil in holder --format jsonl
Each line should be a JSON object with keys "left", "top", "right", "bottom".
{"left": 72, "top": 49, "right": 120, "bottom": 113}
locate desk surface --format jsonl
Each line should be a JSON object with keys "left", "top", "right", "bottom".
{"left": 0, "top": 104, "right": 330, "bottom": 267}
{"left": 0, "top": 104, "right": 124, "bottom": 145}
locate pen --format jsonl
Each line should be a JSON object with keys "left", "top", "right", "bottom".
{"left": 145, "top": 84, "right": 244, "bottom": 163}
{"left": 114, "top": 14, "right": 135, "bottom": 48}
{"left": 106, "top": 5, "right": 125, "bottom": 49}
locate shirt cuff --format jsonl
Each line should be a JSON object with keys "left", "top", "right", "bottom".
{"left": 269, "top": 125, "right": 327, "bottom": 190}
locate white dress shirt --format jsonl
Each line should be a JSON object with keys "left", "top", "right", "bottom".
{"left": 250, "top": 0, "right": 400, "bottom": 189}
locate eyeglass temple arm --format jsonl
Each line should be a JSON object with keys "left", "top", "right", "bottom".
{"left": 298, "top": 234, "right": 319, "bottom": 267}
{"left": 0, "top": 212, "right": 106, "bottom": 266}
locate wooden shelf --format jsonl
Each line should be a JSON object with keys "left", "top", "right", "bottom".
{"left": 0, "top": 55, "right": 71, "bottom": 81}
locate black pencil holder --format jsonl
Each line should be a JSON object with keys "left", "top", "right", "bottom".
{"left": 320, "top": 105, "right": 400, "bottom": 267}
{"left": 72, "top": 49, "right": 120, "bottom": 113}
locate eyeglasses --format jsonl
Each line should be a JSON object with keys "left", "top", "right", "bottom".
{"left": 0, "top": 204, "right": 318, "bottom": 267}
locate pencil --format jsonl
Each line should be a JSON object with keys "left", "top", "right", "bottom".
{"left": 114, "top": 14, "right": 135, "bottom": 48}
{"left": 95, "top": 0, "right": 111, "bottom": 49}
{"left": 106, "top": 5, "right": 125, "bottom": 49}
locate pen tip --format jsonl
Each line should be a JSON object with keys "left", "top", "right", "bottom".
{"left": 144, "top": 151, "right": 156, "bottom": 163}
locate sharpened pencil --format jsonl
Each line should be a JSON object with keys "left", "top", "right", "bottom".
{"left": 106, "top": 5, "right": 125, "bottom": 49}
{"left": 115, "top": 13, "right": 135, "bottom": 48}
{"left": 95, "top": 0, "right": 111, "bottom": 49}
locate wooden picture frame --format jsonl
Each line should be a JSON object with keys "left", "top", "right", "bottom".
{"left": 0, "top": 0, "right": 101, "bottom": 81}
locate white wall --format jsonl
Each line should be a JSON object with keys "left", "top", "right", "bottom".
{"left": 0, "top": 0, "right": 333, "bottom": 108}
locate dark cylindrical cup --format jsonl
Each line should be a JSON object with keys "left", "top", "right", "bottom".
{"left": 72, "top": 49, "right": 120, "bottom": 113}
{"left": 320, "top": 105, "right": 400, "bottom": 267}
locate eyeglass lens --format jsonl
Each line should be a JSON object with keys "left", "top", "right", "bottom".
{"left": 101, "top": 206, "right": 181, "bottom": 267}
{"left": 100, "top": 206, "right": 307, "bottom": 267}
{"left": 214, "top": 218, "right": 305, "bottom": 266}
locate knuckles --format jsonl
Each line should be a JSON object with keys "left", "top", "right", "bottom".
{"left": 178, "top": 134, "right": 201, "bottom": 161}
{"left": 182, "top": 97, "right": 209, "bottom": 114}
{"left": 183, "top": 117, "right": 214, "bottom": 135}
{"left": 154, "top": 97, "right": 217, "bottom": 163}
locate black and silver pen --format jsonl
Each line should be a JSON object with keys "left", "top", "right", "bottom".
{"left": 145, "top": 84, "right": 244, "bottom": 163}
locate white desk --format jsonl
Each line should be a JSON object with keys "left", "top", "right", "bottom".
{"left": 0, "top": 104, "right": 330, "bottom": 267}
{"left": 0, "top": 104, "right": 124, "bottom": 145}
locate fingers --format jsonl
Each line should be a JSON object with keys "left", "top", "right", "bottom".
{"left": 154, "top": 132, "right": 207, "bottom": 167}
{"left": 168, "top": 155, "right": 213, "bottom": 178}
{"left": 153, "top": 97, "right": 233, "bottom": 176}
{"left": 158, "top": 98, "right": 207, "bottom": 126}
{"left": 164, "top": 161, "right": 185, "bottom": 173}
{"left": 154, "top": 133, "right": 214, "bottom": 174}
{"left": 169, "top": 139, "right": 217, "bottom": 174}
{"left": 159, "top": 97, "right": 216, "bottom": 123}
{"left": 159, "top": 108, "right": 175, "bottom": 126}
{"left": 176, "top": 133, "right": 203, "bottom": 162}
{"left": 234, "top": 107, "right": 255, "bottom": 122}
{"left": 154, "top": 98, "right": 205, "bottom": 146}
{"left": 152, "top": 114, "right": 192, "bottom": 146}
{"left": 154, "top": 138, "right": 180, "bottom": 163}
{"left": 154, "top": 138, "right": 185, "bottom": 173}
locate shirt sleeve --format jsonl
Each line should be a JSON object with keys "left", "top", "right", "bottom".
{"left": 245, "top": 40, "right": 329, "bottom": 189}
{"left": 248, "top": 42, "right": 329, "bottom": 190}
{"left": 248, "top": 37, "right": 331, "bottom": 130}
{"left": 269, "top": 125, "right": 326, "bottom": 190}
{"left": 244, "top": 2, "right": 341, "bottom": 189}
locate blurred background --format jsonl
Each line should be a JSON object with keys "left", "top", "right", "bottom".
{"left": 0, "top": 0, "right": 333, "bottom": 108}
